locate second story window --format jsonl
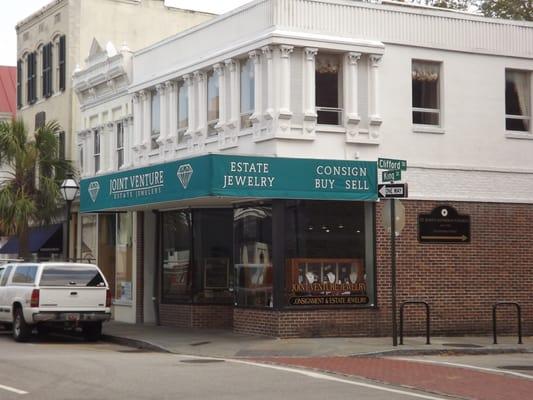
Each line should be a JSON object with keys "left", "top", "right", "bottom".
{"left": 207, "top": 70, "right": 219, "bottom": 137}
{"left": 316, "top": 54, "right": 342, "bottom": 125}
{"left": 505, "top": 69, "right": 530, "bottom": 132}
{"left": 412, "top": 60, "right": 440, "bottom": 126}
{"left": 59, "top": 35, "right": 66, "bottom": 91}
{"left": 151, "top": 90, "right": 160, "bottom": 150}
{"left": 177, "top": 80, "right": 188, "bottom": 144}
{"left": 240, "top": 57, "right": 254, "bottom": 129}
{"left": 27, "top": 52, "right": 37, "bottom": 104}
{"left": 94, "top": 129, "right": 101, "bottom": 173}
{"left": 42, "top": 43, "right": 53, "bottom": 98}
{"left": 117, "top": 121, "right": 124, "bottom": 168}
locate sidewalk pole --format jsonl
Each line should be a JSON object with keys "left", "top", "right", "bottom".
{"left": 391, "top": 198, "right": 398, "bottom": 346}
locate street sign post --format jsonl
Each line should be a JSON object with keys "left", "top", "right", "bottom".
{"left": 378, "top": 183, "right": 408, "bottom": 198}
{"left": 377, "top": 157, "right": 407, "bottom": 347}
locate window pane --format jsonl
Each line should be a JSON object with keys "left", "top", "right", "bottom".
{"left": 162, "top": 211, "right": 192, "bottom": 301}
{"left": 506, "top": 70, "right": 530, "bottom": 132}
{"left": 412, "top": 61, "right": 440, "bottom": 111}
{"left": 234, "top": 206, "right": 273, "bottom": 308}
{"left": 0, "top": 266, "right": 12, "bottom": 286}
{"left": 12, "top": 266, "right": 38, "bottom": 284}
{"left": 240, "top": 58, "right": 255, "bottom": 115}
{"left": 316, "top": 54, "right": 340, "bottom": 109}
{"left": 283, "top": 201, "right": 370, "bottom": 307}
{"left": 178, "top": 82, "right": 188, "bottom": 131}
{"left": 413, "top": 111, "right": 439, "bottom": 125}
{"left": 40, "top": 267, "right": 105, "bottom": 287}
{"left": 207, "top": 71, "right": 219, "bottom": 137}
{"left": 81, "top": 215, "right": 97, "bottom": 263}
{"left": 115, "top": 212, "right": 133, "bottom": 301}
{"left": 193, "top": 209, "right": 233, "bottom": 304}
{"left": 98, "top": 215, "right": 116, "bottom": 293}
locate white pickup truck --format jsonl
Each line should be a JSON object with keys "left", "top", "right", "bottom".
{"left": 0, "top": 262, "right": 111, "bottom": 342}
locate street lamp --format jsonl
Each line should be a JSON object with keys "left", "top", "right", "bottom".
{"left": 60, "top": 175, "right": 79, "bottom": 261}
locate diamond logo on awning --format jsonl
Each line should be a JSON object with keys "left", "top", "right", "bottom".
{"left": 177, "top": 164, "right": 193, "bottom": 189}
{"left": 88, "top": 181, "right": 100, "bottom": 202}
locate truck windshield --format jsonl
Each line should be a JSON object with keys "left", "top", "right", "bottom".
{"left": 40, "top": 267, "right": 106, "bottom": 287}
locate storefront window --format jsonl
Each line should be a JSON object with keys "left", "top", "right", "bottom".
{"left": 193, "top": 209, "right": 233, "bottom": 304}
{"left": 80, "top": 215, "right": 97, "bottom": 262}
{"left": 161, "top": 211, "right": 192, "bottom": 302}
{"left": 283, "top": 200, "right": 373, "bottom": 307}
{"left": 115, "top": 212, "right": 133, "bottom": 302}
{"left": 98, "top": 215, "right": 116, "bottom": 293}
{"left": 234, "top": 206, "right": 273, "bottom": 308}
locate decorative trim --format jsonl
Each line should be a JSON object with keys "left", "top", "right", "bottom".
{"left": 279, "top": 45, "right": 294, "bottom": 58}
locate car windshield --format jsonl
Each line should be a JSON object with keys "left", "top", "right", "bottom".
{"left": 40, "top": 266, "right": 106, "bottom": 287}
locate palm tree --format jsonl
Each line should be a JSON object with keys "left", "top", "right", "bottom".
{"left": 0, "top": 119, "right": 73, "bottom": 259}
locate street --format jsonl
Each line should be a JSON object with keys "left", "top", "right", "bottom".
{"left": 0, "top": 331, "right": 462, "bottom": 400}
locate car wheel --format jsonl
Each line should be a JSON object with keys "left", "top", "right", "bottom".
{"left": 13, "top": 308, "right": 32, "bottom": 342}
{"left": 82, "top": 322, "right": 102, "bottom": 342}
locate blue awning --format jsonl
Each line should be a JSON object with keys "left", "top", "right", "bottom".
{"left": 0, "top": 224, "right": 63, "bottom": 254}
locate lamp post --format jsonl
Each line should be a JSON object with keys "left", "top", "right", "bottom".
{"left": 60, "top": 175, "right": 79, "bottom": 261}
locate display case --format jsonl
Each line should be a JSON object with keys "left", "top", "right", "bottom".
{"left": 287, "top": 258, "right": 365, "bottom": 286}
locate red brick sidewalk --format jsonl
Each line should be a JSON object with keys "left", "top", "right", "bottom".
{"left": 253, "top": 357, "right": 533, "bottom": 400}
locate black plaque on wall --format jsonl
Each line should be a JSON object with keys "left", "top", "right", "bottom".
{"left": 418, "top": 206, "right": 470, "bottom": 243}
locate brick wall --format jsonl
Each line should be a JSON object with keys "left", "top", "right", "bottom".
{"left": 160, "top": 304, "right": 233, "bottom": 329}
{"left": 234, "top": 200, "right": 533, "bottom": 338}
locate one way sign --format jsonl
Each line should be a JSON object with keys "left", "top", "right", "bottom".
{"left": 378, "top": 183, "right": 408, "bottom": 198}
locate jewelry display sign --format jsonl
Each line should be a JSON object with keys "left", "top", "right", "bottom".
{"left": 287, "top": 258, "right": 369, "bottom": 306}
{"left": 418, "top": 206, "right": 470, "bottom": 243}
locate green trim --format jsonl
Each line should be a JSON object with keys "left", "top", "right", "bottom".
{"left": 80, "top": 154, "right": 378, "bottom": 213}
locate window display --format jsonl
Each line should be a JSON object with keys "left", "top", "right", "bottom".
{"left": 115, "top": 212, "right": 133, "bottom": 302}
{"left": 234, "top": 206, "right": 273, "bottom": 308}
{"left": 283, "top": 200, "right": 373, "bottom": 307}
{"left": 161, "top": 211, "right": 192, "bottom": 301}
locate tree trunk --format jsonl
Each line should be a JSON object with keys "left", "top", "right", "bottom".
{"left": 18, "top": 226, "right": 30, "bottom": 261}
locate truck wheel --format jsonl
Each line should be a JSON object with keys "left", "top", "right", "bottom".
{"left": 13, "top": 308, "right": 32, "bottom": 342}
{"left": 82, "top": 322, "right": 102, "bottom": 342}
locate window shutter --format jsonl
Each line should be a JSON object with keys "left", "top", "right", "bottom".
{"left": 26, "top": 54, "right": 31, "bottom": 103}
{"left": 17, "top": 60, "right": 22, "bottom": 109}
{"left": 59, "top": 36, "right": 66, "bottom": 91}
{"left": 42, "top": 46, "right": 47, "bottom": 98}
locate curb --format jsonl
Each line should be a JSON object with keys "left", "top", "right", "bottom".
{"left": 102, "top": 334, "right": 171, "bottom": 353}
{"left": 351, "top": 347, "right": 533, "bottom": 358}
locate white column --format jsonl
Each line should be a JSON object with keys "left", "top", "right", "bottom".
{"left": 345, "top": 52, "right": 361, "bottom": 139}
{"left": 224, "top": 59, "right": 239, "bottom": 130}
{"left": 106, "top": 122, "right": 115, "bottom": 172}
{"left": 214, "top": 63, "right": 226, "bottom": 134}
{"left": 132, "top": 93, "right": 141, "bottom": 151}
{"left": 369, "top": 54, "right": 382, "bottom": 123}
{"left": 262, "top": 46, "right": 274, "bottom": 120}
{"left": 194, "top": 71, "right": 206, "bottom": 137}
{"left": 183, "top": 74, "right": 194, "bottom": 144}
{"left": 368, "top": 54, "right": 383, "bottom": 139}
{"left": 279, "top": 45, "right": 293, "bottom": 117}
{"left": 249, "top": 50, "right": 262, "bottom": 124}
{"left": 166, "top": 80, "right": 177, "bottom": 145}
{"left": 141, "top": 90, "right": 151, "bottom": 149}
{"left": 156, "top": 83, "right": 166, "bottom": 146}
{"left": 302, "top": 47, "right": 318, "bottom": 135}
{"left": 123, "top": 117, "right": 131, "bottom": 167}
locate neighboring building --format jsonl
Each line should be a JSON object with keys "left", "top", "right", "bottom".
{"left": 0, "top": 66, "right": 16, "bottom": 122}
{"left": 73, "top": 40, "right": 136, "bottom": 322}
{"left": 15, "top": 0, "right": 214, "bottom": 259}
{"left": 78, "top": 0, "right": 533, "bottom": 336}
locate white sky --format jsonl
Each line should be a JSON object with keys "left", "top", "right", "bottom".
{"left": 0, "top": 0, "right": 253, "bottom": 66}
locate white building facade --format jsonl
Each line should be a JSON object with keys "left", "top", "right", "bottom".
{"left": 79, "top": 0, "right": 533, "bottom": 337}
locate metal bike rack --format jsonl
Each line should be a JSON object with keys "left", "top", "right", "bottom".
{"left": 492, "top": 302, "right": 522, "bottom": 345}
{"left": 399, "top": 301, "right": 431, "bottom": 345}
